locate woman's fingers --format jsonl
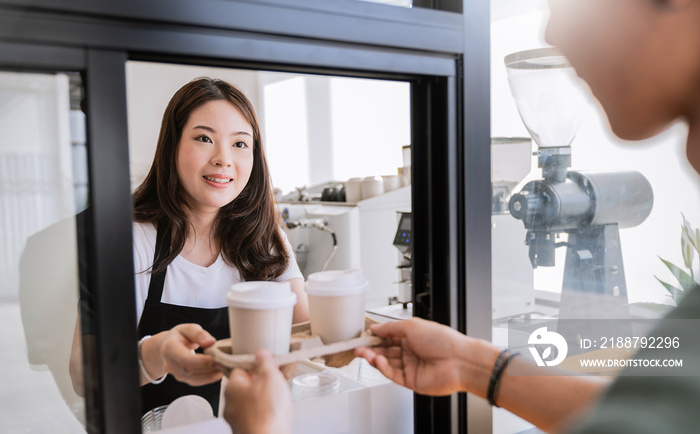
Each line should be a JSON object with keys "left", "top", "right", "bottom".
{"left": 172, "top": 353, "right": 223, "bottom": 385}
{"left": 161, "top": 324, "right": 223, "bottom": 385}
{"left": 174, "top": 323, "right": 217, "bottom": 349}
{"left": 180, "top": 354, "right": 218, "bottom": 374}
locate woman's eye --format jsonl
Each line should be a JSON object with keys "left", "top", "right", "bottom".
{"left": 233, "top": 141, "right": 248, "bottom": 149}
{"left": 196, "top": 135, "right": 212, "bottom": 143}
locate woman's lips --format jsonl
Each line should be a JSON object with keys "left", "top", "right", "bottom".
{"left": 203, "top": 175, "right": 233, "bottom": 187}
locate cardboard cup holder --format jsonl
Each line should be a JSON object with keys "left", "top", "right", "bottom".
{"left": 205, "top": 315, "right": 383, "bottom": 375}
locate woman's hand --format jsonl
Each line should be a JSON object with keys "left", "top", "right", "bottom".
{"left": 224, "top": 350, "right": 292, "bottom": 434}
{"left": 355, "top": 317, "right": 485, "bottom": 396}
{"left": 140, "top": 323, "right": 223, "bottom": 386}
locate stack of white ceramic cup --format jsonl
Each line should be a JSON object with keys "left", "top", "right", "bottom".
{"left": 382, "top": 174, "right": 401, "bottom": 192}
{"left": 361, "top": 176, "right": 384, "bottom": 200}
{"left": 344, "top": 177, "right": 363, "bottom": 203}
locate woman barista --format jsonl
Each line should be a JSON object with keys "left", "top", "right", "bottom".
{"left": 70, "top": 77, "right": 309, "bottom": 416}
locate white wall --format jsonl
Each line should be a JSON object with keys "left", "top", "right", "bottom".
{"left": 259, "top": 73, "right": 312, "bottom": 194}
{"left": 329, "top": 77, "right": 409, "bottom": 183}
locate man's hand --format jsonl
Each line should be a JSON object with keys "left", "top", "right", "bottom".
{"left": 355, "top": 317, "right": 473, "bottom": 396}
{"left": 224, "top": 350, "right": 292, "bottom": 434}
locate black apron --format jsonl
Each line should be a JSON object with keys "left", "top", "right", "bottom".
{"left": 136, "top": 225, "right": 230, "bottom": 416}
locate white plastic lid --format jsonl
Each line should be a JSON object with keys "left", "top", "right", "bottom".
{"left": 305, "top": 269, "right": 368, "bottom": 297}
{"left": 291, "top": 372, "right": 340, "bottom": 400}
{"left": 226, "top": 281, "right": 297, "bottom": 310}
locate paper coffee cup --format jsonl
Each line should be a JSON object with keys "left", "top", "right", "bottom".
{"left": 305, "top": 269, "right": 368, "bottom": 344}
{"left": 226, "top": 281, "right": 297, "bottom": 355}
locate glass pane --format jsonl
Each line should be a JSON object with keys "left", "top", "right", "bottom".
{"left": 126, "top": 61, "right": 413, "bottom": 428}
{"left": 355, "top": 0, "right": 413, "bottom": 7}
{"left": 0, "top": 70, "right": 87, "bottom": 432}
{"left": 354, "top": 0, "right": 461, "bottom": 11}
{"left": 491, "top": 2, "right": 700, "bottom": 433}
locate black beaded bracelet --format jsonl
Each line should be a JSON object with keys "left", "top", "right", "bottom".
{"left": 492, "top": 352, "right": 520, "bottom": 407}
{"left": 487, "top": 349, "right": 509, "bottom": 406}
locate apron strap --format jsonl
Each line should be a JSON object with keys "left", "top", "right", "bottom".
{"left": 146, "top": 222, "right": 169, "bottom": 303}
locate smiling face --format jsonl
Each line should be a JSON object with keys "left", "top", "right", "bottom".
{"left": 176, "top": 99, "right": 254, "bottom": 216}
{"left": 545, "top": 0, "right": 700, "bottom": 141}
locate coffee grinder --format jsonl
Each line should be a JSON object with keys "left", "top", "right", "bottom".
{"left": 504, "top": 48, "right": 654, "bottom": 321}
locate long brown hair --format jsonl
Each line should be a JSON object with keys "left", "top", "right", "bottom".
{"left": 133, "top": 77, "right": 288, "bottom": 281}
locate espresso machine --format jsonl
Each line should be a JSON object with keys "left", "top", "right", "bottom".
{"left": 392, "top": 212, "right": 412, "bottom": 307}
{"left": 504, "top": 48, "right": 654, "bottom": 321}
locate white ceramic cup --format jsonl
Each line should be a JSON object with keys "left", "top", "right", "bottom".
{"left": 361, "top": 176, "right": 384, "bottom": 200}
{"left": 397, "top": 167, "right": 408, "bottom": 187}
{"left": 226, "top": 281, "right": 297, "bottom": 355}
{"left": 401, "top": 166, "right": 411, "bottom": 186}
{"left": 344, "top": 177, "right": 363, "bottom": 203}
{"left": 382, "top": 174, "right": 400, "bottom": 192}
{"left": 305, "top": 269, "right": 368, "bottom": 344}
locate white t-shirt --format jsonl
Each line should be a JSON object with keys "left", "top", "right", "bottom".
{"left": 132, "top": 222, "right": 303, "bottom": 324}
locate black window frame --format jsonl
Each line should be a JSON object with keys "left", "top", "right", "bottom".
{"left": 0, "top": 1, "right": 491, "bottom": 432}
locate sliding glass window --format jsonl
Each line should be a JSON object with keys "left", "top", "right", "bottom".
{"left": 0, "top": 70, "right": 88, "bottom": 433}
